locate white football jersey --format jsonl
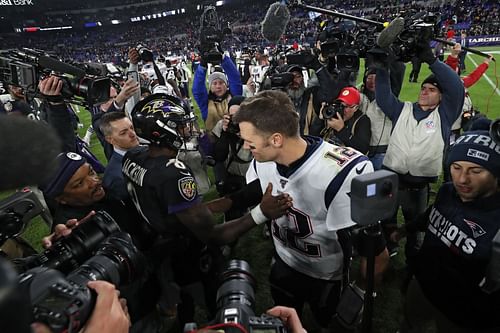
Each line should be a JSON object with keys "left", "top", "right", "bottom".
{"left": 247, "top": 140, "right": 373, "bottom": 280}
{"left": 250, "top": 65, "right": 269, "bottom": 92}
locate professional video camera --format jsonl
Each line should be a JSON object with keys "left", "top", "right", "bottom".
{"left": 198, "top": 5, "right": 231, "bottom": 64}
{"left": 322, "top": 101, "right": 344, "bottom": 119}
{"left": 186, "top": 259, "right": 287, "bottom": 333}
{"left": 19, "top": 231, "right": 141, "bottom": 333}
{"left": 389, "top": 11, "right": 441, "bottom": 62}
{"left": 15, "top": 211, "right": 121, "bottom": 274}
{"left": 0, "top": 48, "right": 110, "bottom": 106}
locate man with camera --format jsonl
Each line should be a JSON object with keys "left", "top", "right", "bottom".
{"left": 320, "top": 86, "right": 371, "bottom": 155}
{"left": 392, "top": 130, "right": 500, "bottom": 332}
{"left": 212, "top": 95, "right": 253, "bottom": 221}
{"left": 0, "top": 117, "right": 131, "bottom": 333}
{"left": 122, "top": 93, "right": 291, "bottom": 327}
{"left": 374, "top": 40, "right": 464, "bottom": 260}
{"left": 231, "top": 90, "right": 389, "bottom": 330}
{"left": 192, "top": 50, "right": 242, "bottom": 132}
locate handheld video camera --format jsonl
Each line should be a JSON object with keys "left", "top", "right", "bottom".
{"left": 199, "top": 5, "right": 231, "bottom": 65}
{"left": 0, "top": 48, "right": 111, "bottom": 107}
{"left": 390, "top": 11, "right": 441, "bottom": 62}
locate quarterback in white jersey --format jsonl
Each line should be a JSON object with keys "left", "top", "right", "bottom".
{"left": 246, "top": 140, "right": 373, "bottom": 280}
{"left": 233, "top": 90, "right": 388, "bottom": 329}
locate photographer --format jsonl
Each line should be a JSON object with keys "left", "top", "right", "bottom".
{"left": 320, "top": 86, "right": 371, "bottom": 155}
{"left": 192, "top": 53, "right": 242, "bottom": 132}
{"left": 212, "top": 95, "right": 252, "bottom": 220}
{"left": 374, "top": 40, "right": 464, "bottom": 260}
{"left": 392, "top": 130, "right": 500, "bottom": 332}
{"left": 0, "top": 118, "right": 130, "bottom": 333}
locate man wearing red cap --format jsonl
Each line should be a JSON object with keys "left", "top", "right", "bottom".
{"left": 320, "top": 86, "right": 371, "bottom": 155}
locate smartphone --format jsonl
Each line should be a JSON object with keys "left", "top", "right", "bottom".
{"left": 126, "top": 70, "right": 139, "bottom": 83}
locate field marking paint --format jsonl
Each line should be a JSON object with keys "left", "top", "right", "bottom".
{"left": 467, "top": 54, "right": 500, "bottom": 97}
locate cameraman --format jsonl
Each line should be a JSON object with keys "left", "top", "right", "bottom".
{"left": 212, "top": 95, "right": 252, "bottom": 220}
{"left": 192, "top": 52, "right": 242, "bottom": 132}
{"left": 320, "top": 86, "right": 371, "bottom": 154}
{"left": 31, "top": 280, "right": 130, "bottom": 333}
{"left": 374, "top": 41, "right": 464, "bottom": 260}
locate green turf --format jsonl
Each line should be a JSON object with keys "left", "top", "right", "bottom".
{"left": 10, "top": 47, "right": 500, "bottom": 332}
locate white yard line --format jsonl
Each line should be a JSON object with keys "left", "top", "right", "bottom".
{"left": 467, "top": 53, "right": 500, "bottom": 96}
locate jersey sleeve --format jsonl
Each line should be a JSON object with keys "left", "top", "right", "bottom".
{"left": 325, "top": 157, "right": 374, "bottom": 231}
{"left": 158, "top": 159, "right": 201, "bottom": 214}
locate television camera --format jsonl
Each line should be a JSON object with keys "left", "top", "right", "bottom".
{"left": 0, "top": 48, "right": 111, "bottom": 107}
{"left": 198, "top": 5, "right": 232, "bottom": 65}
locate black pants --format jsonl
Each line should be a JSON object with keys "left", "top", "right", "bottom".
{"left": 270, "top": 254, "right": 342, "bottom": 328}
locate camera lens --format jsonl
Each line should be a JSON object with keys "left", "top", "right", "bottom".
{"left": 21, "top": 211, "right": 120, "bottom": 273}
{"left": 67, "top": 232, "right": 142, "bottom": 287}
{"left": 215, "top": 259, "right": 257, "bottom": 323}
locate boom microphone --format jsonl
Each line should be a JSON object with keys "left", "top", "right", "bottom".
{"left": 261, "top": 2, "right": 291, "bottom": 43}
{"left": 0, "top": 116, "right": 61, "bottom": 190}
{"left": 376, "top": 17, "right": 405, "bottom": 48}
{"left": 38, "top": 55, "right": 86, "bottom": 78}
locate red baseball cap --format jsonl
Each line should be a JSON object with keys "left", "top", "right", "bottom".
{"left": 336, "top": 87, "right": 360, "bottom": 106}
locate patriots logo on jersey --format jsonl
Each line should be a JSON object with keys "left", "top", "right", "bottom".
{"left": 464, "top": 219, "right": 486, "bottom": 238}
{"left": 178, "top": 176, "right": 197, "bottom": 201}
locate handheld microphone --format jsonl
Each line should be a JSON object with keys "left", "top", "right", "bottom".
{"left": 0, "top": 116, "right": 61, "bottom": 190}
{"left": 261, "top": 2, "right": 291, "bottom": 43}
{"left": 376, "top": 17, "right": 405, "bottom": 48}
{"left": 38, "top": 56, "right": 86, "bottom": 78}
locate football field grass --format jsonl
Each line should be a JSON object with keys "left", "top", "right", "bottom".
{"left": 13, "top": 46, "right": 500, "bottom": 333}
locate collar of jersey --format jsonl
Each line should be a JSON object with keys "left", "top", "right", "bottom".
{"left": 276, "top": 136, "right": 322, "bottom": 178}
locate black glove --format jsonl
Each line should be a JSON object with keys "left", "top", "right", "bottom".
{"left": 417, "top": 40, "right": 436, "bottom": 64}
{"left": 366, "top": 46, "right": 390, "bottom": 70}
{"left": 303, "top": 53, "right": 322, "bottom": 71}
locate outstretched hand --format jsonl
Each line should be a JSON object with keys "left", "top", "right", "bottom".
{"left": 42, "top": 211, "right": 96, "bottom": 248}
{"left": 260, "top": 183, "right": 293, "bottom": 220}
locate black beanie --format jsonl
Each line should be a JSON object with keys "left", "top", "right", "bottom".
{"left": 421, "top": 74, "right": 442, "bottom": 93}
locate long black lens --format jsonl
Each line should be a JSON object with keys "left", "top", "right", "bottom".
{"left": 216, "top": 259, "right": 257, "bottom": 322}
{"left": 67, "top": 232, "right": 141, "bottom": 287}
{"left": 21, "top": 211, "right": 120, "bottom": 273}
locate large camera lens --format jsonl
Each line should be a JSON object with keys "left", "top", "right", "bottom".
{"left": 67, "top": 232, "right": 142, "bottom": 287}
{"left": 19, "top": 211, "right": 120, "bottom": 273}
{"left": 215, "top": 260, "right": 257, "bottom": 328}
{"left": 73, "top": 76, "right": 111, "bottom": 106}
{"left": 20, "top": 232, "right": 142, "bottom": 333}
